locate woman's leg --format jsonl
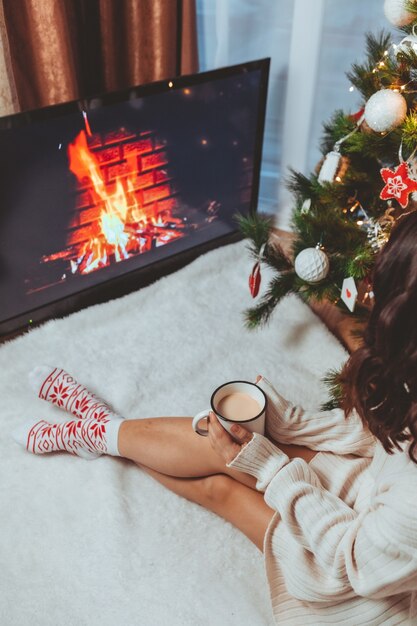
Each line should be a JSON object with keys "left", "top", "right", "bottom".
{"left": 133, "top": 441, "right": 318, "bottom": 551}
{"left": 118, "top": 416, "right": 318, "bottom": 491}
{"left": 140, "top": 465, "right": 275, "bottom": 551}
{"left": 118, "top": 417, "right": 258, "bottom": 488}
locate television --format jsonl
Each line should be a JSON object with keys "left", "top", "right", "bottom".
{"left": 0, "top": 58, "right": 270, "bottom": 338}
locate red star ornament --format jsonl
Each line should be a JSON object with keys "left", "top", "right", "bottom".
{"left": 380, "top": 161, "right": 417, "bottom": 208}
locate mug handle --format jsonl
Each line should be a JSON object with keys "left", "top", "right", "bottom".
{"left": 192, "top": 409, "right": 210, "bottom": 436}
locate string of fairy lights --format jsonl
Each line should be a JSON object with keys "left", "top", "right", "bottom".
{"left": 304, "top": 15, "right": 417, "bottom": 302}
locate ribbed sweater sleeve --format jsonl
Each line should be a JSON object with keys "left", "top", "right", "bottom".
{"left": 257, "top": 376, "right": 376, "bottom": 457}
{"left": 227, "top": 434, "right": 417, "bottom": 603}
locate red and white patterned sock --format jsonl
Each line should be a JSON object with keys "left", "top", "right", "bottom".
{"left": 12, "top": 415, "right": 123, "bottom": 460}
{"left": 29, "top": 365, "right": 123, "bottom": 422}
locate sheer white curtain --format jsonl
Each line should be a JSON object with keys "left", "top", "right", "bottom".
{"left": 197, "top": 0, "right": 294, "bottom": 215}
{"left": 197, "top": 0, "right": 393, "bottom": 228}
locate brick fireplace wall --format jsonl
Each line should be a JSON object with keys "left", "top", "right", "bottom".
{"left": 67, "top": 128, "right": 178, "bottom": 249}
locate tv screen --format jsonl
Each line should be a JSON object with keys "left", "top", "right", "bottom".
{"left": 0, "top": 58, "right": 270, "bottom": 336}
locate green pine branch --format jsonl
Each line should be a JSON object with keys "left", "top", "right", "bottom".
{"left": 401, "top": 114, "right": 417, "bottom": 151}
{"left": 243, "top": 271, "right": 296, "bottom": 328}
{"left": 233, "top": 211, "right": 274, "bottom": 265}
{"left": 320, "top": 367, "right": 345, "bottom": 411}
{"left": 405, "top": 1, "right": 417, "bottom": 19}
{"left": 263, "top": 241, "right": 293, "bottom": 273}
{"left": 346, "top": 246, "right": 375, "bottom": 279}
{"left": 346, "top": 32, "right": 392, "bottom": 99}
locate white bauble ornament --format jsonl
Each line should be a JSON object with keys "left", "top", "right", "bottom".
{"left": 364, "top": 89, "right": 407, "bottom": 132}
{"left": 294, "top": 247, "right": 330, "bottom": 283}
{"left": 384, "top": 0, "right": 415, "bottom": 27}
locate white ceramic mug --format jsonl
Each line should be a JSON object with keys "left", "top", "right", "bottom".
{"left": 192, "top": 380, "right": 267, "bottom": 438}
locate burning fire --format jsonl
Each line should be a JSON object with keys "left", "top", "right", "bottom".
{"left": 66, "top": 129, "right": 182, "bottom": 275}
{"left": 68, "top": 130, "right": 138, "bottom": 273}
{"left": 28, "top": 122, "right": 220, "bottom": 297}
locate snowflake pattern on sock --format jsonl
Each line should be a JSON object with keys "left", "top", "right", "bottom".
{"left": 25, "top": 416, "right": 110, "bottom": 458}
{"left": 36, "top": 367, "right": 117, "bottom": 422}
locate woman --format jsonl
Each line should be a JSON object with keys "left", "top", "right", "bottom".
{"left": 12, "top": 211, "right": 417, "bottom": 624}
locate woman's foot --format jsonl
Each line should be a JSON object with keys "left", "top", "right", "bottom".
{"left": 29, "top": 365, "right": 123, "bottom": 422}
{"left": 12, "top": 415, "right": 123, "bottom": 460}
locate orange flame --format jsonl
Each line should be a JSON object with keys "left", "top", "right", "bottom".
{"left": 66, "top": 129, "right": 182, "bottom": 275}
{"left": 68, "top": 130, "right": 132, "bottom": 272}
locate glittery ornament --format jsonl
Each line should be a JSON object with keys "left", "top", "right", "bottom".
{"left": 366, "top": 209, "right": 395, "bottom": 251}
{"left": 294, "top": 247, "right": 330, "bottom": 283}
{"left": 380, "top": 161, "right": 417, "bottom": 208}
{"left": 394, "top": 33, "right": 417, "bottom": 58}
{"left": 364, "top": 89, "right": 407, "bottom": 132}
{"left": 384, "top": 0, "right": 415, "bottom": 27}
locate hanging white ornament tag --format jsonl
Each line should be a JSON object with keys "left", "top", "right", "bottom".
{"left": 301, "top": 198, "right": 311, "bottom": 214}
{"left": 318, "top": 150, "right": 342, "bottom": 183}
{"left": 341, "top": 277, "right": 358, "bottom": 312}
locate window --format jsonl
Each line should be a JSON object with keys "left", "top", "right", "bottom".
{"left": 197, "top": 0, "right": 393, "bottom": 227}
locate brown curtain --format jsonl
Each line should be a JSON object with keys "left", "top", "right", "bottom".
{"left": 0, "top": 0, "right": 198, "bottom": 115}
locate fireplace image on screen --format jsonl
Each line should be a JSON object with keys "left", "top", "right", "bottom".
{"left": 0, "top": 59, "right": 269, "bottom": 336}
{"left": 44, "top": 126, "right": 190, "bottom": 279}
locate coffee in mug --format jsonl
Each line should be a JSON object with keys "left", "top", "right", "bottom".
{"left": 216, "top": 392, "right": 261, "bottom": 421}
{"left": 192, "top": 380, "right": 267, "bottom": 438}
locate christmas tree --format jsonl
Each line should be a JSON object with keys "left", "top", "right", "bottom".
{"left": 238, "top": 0, "right": 417, "bottom": 336}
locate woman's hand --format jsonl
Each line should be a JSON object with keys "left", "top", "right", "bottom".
{"left": 207, "top": 412, "right": 253, "bottom": 465}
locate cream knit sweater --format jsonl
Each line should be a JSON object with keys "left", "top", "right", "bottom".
{"left": 227, "top": 376, "right": 417, "bottom": 625}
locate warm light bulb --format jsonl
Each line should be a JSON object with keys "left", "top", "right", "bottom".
{"left": 168, "top": 81, "right": 173, "bottom": 88}
{"left": 349, "top": 85, "right": 355, "bottom": 92}
{"left": 335, "top": 176, "right": 342, "bottom": 182}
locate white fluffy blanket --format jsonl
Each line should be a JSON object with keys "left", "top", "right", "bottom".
{"left": 0, "top": 240, "right": 347, "bottom": 626}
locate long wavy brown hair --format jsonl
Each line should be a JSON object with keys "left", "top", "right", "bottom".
{"left": 342, "top": 210, "right": 417, "bottom": 464}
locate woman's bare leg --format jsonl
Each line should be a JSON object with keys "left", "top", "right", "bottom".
{"left": 118, "top": 417, "right": 318, "bottom": 490}
{"left": 140, "top": 465, "right": 274, "bottom": 551}
{"left": 118, "top": 417, "right": 258, "bottom": 488}
{"left": 120, "top": 420, "right": 317, "bottom": 550}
